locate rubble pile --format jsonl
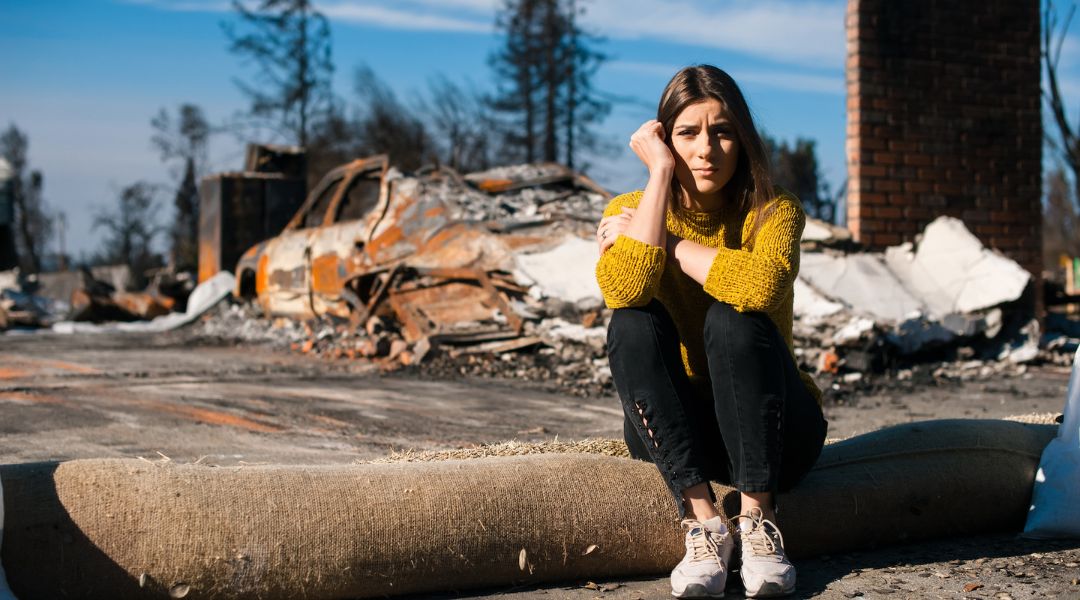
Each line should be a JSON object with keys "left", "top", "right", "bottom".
{"left": 456, "top": 163, "right": 609, "bottom": 229}
{"left": 0, "top": 266, "right": 194, "bottom": 330}
{"left": 5, "top": 151, "right": 1078, "bottom": 405}
{"left": 190, "top": 296, "right": 615, "bottom": 398}
{"left": 790, "top": 216, "right": 1073, "bottom": 382}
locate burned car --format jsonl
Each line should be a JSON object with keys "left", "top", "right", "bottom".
{"left": 233, "top": 156, "right": 548, "bottom": 344}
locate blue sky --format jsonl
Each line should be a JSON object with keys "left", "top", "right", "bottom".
{"left": 0, "top": 0, "right": 1058, "bottom": 258}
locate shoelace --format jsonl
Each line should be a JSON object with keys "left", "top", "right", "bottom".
{"left": 733, "top": 508, "right": 786, "bottom": 558}
{"left": 680, "top": 519, "right": 725, "bottom": 565}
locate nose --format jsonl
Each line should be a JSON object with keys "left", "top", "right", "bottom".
{"left": 696, "top": 133, "right": 714, "bottom": 158}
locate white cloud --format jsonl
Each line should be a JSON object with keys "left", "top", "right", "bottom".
{"left": 119, "top": 0, "right": 844, "bottom": 69}
{"left": 608, "top": 60, "right": 843, "bottom": 95}
{"left": 582, "top": 0, "right": 845, "bottom": 69}
{"left": 319, "top": 3, "right": 490, "bottom": 33}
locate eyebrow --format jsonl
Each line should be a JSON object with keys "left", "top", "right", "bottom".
{"left": 674, "top": 120, "right": 731, "bottom": 129}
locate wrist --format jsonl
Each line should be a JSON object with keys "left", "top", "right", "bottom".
{"left": 648, "top": 164, "right": 674, "bottom": 181}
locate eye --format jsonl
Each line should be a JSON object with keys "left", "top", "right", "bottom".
{"left": 676, "top": 128, "right": 695, "bottom": 137}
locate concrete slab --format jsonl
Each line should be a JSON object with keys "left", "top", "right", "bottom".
{"left": 884, "top": 216, "right": 1030, "bottom": 317}
{"left": 514, "top": 235, "right": 601, "bottom": 305}
{"left": 793, "top": 276, "right": 845, "bottom": 323}
{"left": 799, "top": 252, "right": 923, "bottom": 323}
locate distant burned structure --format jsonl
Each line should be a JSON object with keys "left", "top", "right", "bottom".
{"left": 198, "top": 144, "right": 307, "bottom": 284}
{"left": 0, "top": 157, "right": 16, "bottom": 271}
{"left": 845, "top": 1, "right": 1042, "bottom": 287}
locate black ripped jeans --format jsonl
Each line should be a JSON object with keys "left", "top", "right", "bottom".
{"left": 607, "top": 299, "right": 827, "bottom": 518}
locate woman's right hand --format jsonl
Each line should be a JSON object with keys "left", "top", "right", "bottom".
{"left": 629, "top": 120, "right": 675, "bottom": 175}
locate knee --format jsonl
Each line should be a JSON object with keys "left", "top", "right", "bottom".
{"left": 703, "top": 302, "right": 768, "bottom": 354}
{"left": 607, "top": 305, "right": 655, "bottom": 352}
{"left": 607, "top": 301, "right": 671, "bottom": 356}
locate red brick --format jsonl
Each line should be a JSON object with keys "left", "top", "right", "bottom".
{"left": 873, "top": 152, "right": 900, "bottom": 165}
{"left": 875, "top": 180, "right": 902, "bottom": 192}
{"left": 888, "top": 140, "right": 918, "bottom": 152}
{"left": 860, "top": 164, "right": 887, "bottom": 178}
{"left": 903, "top": 153, "right": 934, "bottom": 167}
{"left": 903, "top": 206, "right": 934, "bottom": 219}
{"left": 874, "top": 232, "right": 903, "bottom": 246}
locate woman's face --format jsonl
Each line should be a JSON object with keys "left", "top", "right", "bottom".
{"left": 669, "top": 98, "right": 740, "bottom": 206}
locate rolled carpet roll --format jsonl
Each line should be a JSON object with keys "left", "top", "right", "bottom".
{"left": 0, "top": 453, "right": 737, "bottom": 599}
{"left": 0, "top": 419, "right": 1056, "bottom": 599}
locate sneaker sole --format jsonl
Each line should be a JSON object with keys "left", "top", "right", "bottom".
{"left": 671, "top": 583, "right": 725, "bottom": 598}
{"left": 744, "top": 581, "right": 795, "bottom": 598}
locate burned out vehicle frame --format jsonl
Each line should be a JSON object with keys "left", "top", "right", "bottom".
{"left": 233, "top": 155, "right": 549, "bottom": 344}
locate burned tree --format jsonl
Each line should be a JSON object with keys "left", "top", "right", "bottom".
{"left": 151, "top": 104, "right": 210, "bottom": 272}
{"left": 1044, "top": 167, "right": 1080, "bottom": 270}
{"left": 0, "top": 124, "right": 52, "bottom": 274}
{"left": 223, "top": 0, "right": 334, "bottom": 149}
{"left": 92, "top": 182, "right": 165, "bottom": 287}
{"left": 352, "top": 65, "right": 434, "bottom": 172}
{"left": 1043, "top": 2, "right": 1080, "bottom": 267}
{"left": 489, "top": 0, "right": 609, "bottom": 167}
{"left": 764, "top": 134, "right": 837, "bottom": 223}
{"left": 418, "top": 76, "right": 494, "bottom": 173}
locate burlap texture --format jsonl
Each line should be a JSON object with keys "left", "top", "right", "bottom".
{"left": 0, "top": 419, "right": 1057, "bottom": 599}
{"left": 0, "top": 453, "right": 737, "bottom": 599}
{"left": 779, "top": 419, "right": 1057, "bottom": 558}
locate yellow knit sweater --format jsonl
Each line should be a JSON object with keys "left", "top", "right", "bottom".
{"left": 595, "top": 190, "right": 822, "bottom": 404}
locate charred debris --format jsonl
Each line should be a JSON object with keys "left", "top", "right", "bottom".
{"left": 2, "top": 148, "right": 1078, "bottom": 401}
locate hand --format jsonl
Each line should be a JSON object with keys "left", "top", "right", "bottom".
{"left": 597, "top": 207, "right": 635, "bottom": 254}
{"left": 629, "top": 120, "right": 675, "bottom": 175}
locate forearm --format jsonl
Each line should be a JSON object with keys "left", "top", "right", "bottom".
{"left": 623, "top": 167, "right": 672, "bottom": 248}
{"left": 666, "top": 235, "right": 718, "bottom": 286}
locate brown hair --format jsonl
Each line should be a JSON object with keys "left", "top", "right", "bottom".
{"left": 657, "top": 64, "right": 776, "bottom": 246}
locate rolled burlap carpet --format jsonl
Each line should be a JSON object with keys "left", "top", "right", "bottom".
{"left": 0, "top": 419, "right": 1055, "bottom": 599}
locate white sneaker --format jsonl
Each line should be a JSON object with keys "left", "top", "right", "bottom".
{"left": 670, "top": 516, "right": 734, "bottom": 598}
{"left": 735, "top": 508, "right": 796, "bottom": 598}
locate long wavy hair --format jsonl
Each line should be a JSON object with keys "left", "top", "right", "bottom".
{"left": 657, "top": 65, "right": 776, "bottom": 246}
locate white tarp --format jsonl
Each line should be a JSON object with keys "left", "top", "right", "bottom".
{"left": 51, "top": 272, "right": 235, "bottom": 335}
{"left": 514, "top": 236, "right": 601, "bottom": 305}
{"left": 1024, "top": 346, "right": 1080, "bottom": 538}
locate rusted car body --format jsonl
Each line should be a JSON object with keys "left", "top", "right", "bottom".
{"left": 234, "top": 155, "right": 528, "bottom": 342}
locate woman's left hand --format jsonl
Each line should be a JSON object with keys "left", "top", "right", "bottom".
{"left": 597, "top": 207, "right": 635, "bottom": 254}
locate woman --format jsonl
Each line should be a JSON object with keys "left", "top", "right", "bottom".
{"left": 594, "top": 65, "right": 827, "bottom": 599}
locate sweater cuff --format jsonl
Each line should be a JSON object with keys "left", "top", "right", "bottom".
{"left": 595, "top": 234, "right": 666, "bottom": 308}
{"left": 702, "top": 247, "right": 761, "bottom": 311}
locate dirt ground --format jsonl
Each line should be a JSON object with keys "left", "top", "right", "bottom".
{"left": 1, "top": 330, "right": 1078, "bottom": 599}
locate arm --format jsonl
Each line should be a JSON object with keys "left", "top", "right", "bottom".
{"left": 667, "top": 198, "right": 805, "bottom": 312}
{"left": 593, "top": 120, "right": 678, "bottom": 308}
{"left": 595, "top": 193, "right": 668, "bottom": 308}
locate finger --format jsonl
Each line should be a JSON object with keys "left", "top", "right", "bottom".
{"left": 620, "top": 207, "right": 636, "bottom": 215}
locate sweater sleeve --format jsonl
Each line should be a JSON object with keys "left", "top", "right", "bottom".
{"left": 702, "top": 196, "right": 804, "bottom": 312}
{"left": 594, "top": 191, "right": 667, "bottom": 308}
